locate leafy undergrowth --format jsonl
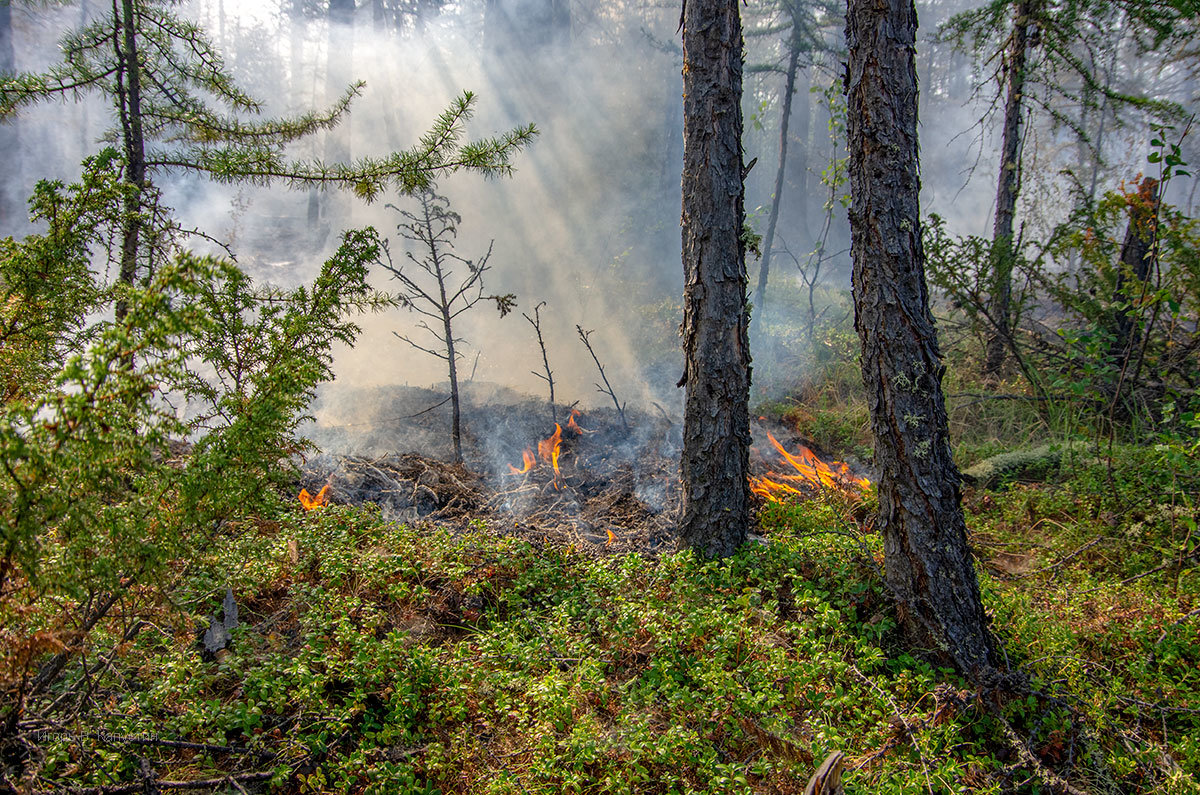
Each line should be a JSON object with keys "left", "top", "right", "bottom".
{"left": 21, "top": 466, "right": 1196, "bottom": 794}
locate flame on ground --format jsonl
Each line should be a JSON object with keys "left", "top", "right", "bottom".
{"left": 537, "top": 423, "right": 563, "bottom": 477}
{"left": 508, "top": 423, "right": 564, "bottom": 483}
{"left": 750, "top": 433, "right": 869, "bottom": 501}
{"left": 567, "top": 409, "right": 592, "bottom": 435}
{"left": 508, "top": 448, "right": 536, "bottom": 475}
{"left": 298, "top": 484, "right": 330, "bottom": 510}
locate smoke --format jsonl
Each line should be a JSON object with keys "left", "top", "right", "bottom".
{"left": 2, "top": 0, "right": 1192, "bottom": 460}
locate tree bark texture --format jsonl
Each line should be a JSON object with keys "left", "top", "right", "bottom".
{"left": 845, "top": 0, "right": 998, "bottom": 677}
{"left": 984, "top": 0, "right": 1032, "bottom": 375}
{"left": 116, "top": 0, "right": 147, "bottom": 322}
{"left": 679, "top": 0, "right": 751, "bottom": 559}
{"left": 752, "top": 41, "right": 802, "bottom": 329}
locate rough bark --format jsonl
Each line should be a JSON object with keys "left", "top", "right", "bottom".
{"left": 984, "top": 0, "right": 1032, "bottom": 375}
{"left": 752, "top": 41, "right": 801, "bottom": 330}
{"left": 845, "top": 0, "right": 998, "bottom": 678}
{"left": 116, "top": 0, "right": 147, "bottom": 322}
{"left": 679, "top": 0, "right": 751, "bottom": 559}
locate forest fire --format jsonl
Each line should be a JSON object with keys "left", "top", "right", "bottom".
{"left": 751, "top": 433, "right": 869, "bottom": 501}
{"left": 298, "top": 484, "right": 330, "bottom": 510}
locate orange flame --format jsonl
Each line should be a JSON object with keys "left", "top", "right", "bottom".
{"left": 298, "top": 484, "right": 330, "bottom": 510}
{"left": 566, "top": 409, "right": 591, "bottom": 435}
{"left": 508, "top": 448, "right": 536, "bottom": 475}
{"left": 750, "top": 433, "right": 869, "bottom": 501}
{"left": 537, "top": 423, "right": 563, "bottom": 477}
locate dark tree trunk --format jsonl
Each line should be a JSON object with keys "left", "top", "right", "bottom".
{"left": 1109, "top": 176, "right": 1158, "bottom": 369}
{"left": 679, "top": 0, "right": 751, "bottom": 559}
{"left": 116, "top": 0, "right": 147, "bottom": 322}
{"left": 845, "top": 0, "right": 998, "bottom": 678}
{"left": 752, "top": 41, "right": 801, "bottom": 330}
{"left": 984, "top": 0, "right": 1032, "bottom": 375}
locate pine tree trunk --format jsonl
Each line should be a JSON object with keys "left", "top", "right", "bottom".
{"left": 116, "top": 0, "right": 147, "bottom": 322}
{"left": 752, "top": 41, "right": 801, "bottom": 330}
{"left": 679, "top": 0, "right": 751, "bottom": 559}
{"left": 845, "top": 0, "right": 998, "bottom": 678}
{"left": 984, "top": 0, "right": 1031, "bottom": 376}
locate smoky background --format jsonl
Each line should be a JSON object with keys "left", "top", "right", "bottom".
{"left": 1, "top": 0, "right": 1194, "bottom": 462}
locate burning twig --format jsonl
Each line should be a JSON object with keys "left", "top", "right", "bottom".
{"left": 576, "top": 325, "right": 628, "bottom": 432}
{"left": 523, "top": 301, "right": 557, "bottom": 424}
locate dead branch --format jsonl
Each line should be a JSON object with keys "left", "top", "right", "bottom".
{"left": 523, "top": 301, "right": 556, "bottom": 424}
{"left": 575, "top": 325, "right": 628, "bottom": 432}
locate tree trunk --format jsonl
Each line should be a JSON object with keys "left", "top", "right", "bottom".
{"left": 845, "top": 0, "right": 998, "bottom": 678}
{"left": 752, "top": 40, "right": 801, "bottom": 331}
{"left": 116, "top": 0, "right": 147, "bottom": 322}
{"left": 984, "top": 0, "right": 1032, "bottom": 376}
{"left": 1109, "top": 176, "right": 1158, "bottom": 370}
{"left": 679, "top": 0, "right": 751, "bottom": 559}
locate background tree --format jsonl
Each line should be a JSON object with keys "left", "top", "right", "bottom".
{"left": 845, "top": 0, "right": 998, "bottom": 676}
{"left": 383, "top": 190, "right": 515, "bottom": 463}
{"left": 679, "top": 0, "right": 752, "bottom": 559}
{"left": 745, "top": 0, "right": 839, "bottom": 327}
{"left": 0, "top": 0, "right": 536, "bottom": 317}
{"left": 938, "top": 0, "right": 1184, "bottom": 374}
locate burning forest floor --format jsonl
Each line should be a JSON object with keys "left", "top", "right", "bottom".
{"left": 298, "top": 383, "right": 874, "bottom": 556}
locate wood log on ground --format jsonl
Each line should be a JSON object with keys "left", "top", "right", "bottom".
{"left": 803, "top": 750, "right": 846, "bottom": 795}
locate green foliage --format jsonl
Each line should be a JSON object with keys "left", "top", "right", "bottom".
{"left": 0, "top": 2, "right": 536, "bottom": 202}
{"left": 0, "top": 151, "right": 126, "bottom": 402}
{"left": 0, "top": 225, "right": 383, "bottom": 741}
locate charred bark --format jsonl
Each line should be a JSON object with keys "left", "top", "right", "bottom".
{"left": 679, "top": 0, "right": 751, "bottom": 559}
{"left": 845, "top": 0, "right": 998, "bottom": 678}
{"left": 752, "top": 42, "right": 802, "bottom": 330}
{"left": 984, "top": 0, "right": 1032, "bottom": 376}
{"left": 115, "top": 0, "right": 147, "bottom": 322}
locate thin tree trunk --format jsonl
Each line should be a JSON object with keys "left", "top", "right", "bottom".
{"left": 984, "top": 0, "right": 1032, "bottom": 375}
{"left": 116, "top": 0, "right": 147, "bottom": 322}
{"left": 752, "top": 41, "right": 801, "bottom": 330}
{"left": 845, "top": 0, "right": 999, "bottom": 678}
{"left": 679, "top": 0, "right": 751, "bottom": 559}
